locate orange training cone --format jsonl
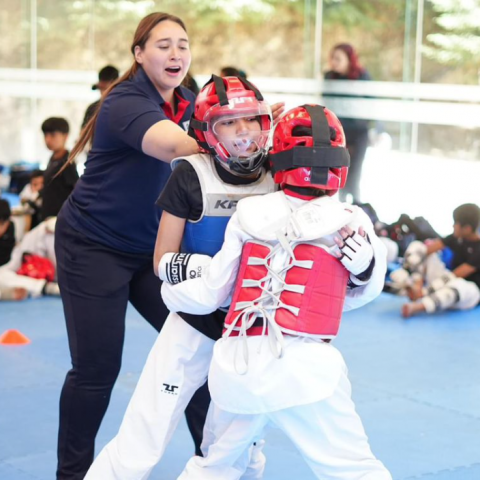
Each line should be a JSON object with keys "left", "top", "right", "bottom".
{"left": 0, "top": 329, "right": 31, "bottom": 345}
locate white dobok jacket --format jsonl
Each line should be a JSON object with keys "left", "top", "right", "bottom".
{"left": 162, "top": 192, "right": 387, "bottom": 414}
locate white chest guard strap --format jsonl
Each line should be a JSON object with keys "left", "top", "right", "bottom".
{"left": 237, "top": 191, "right": 358, "bottom": 243}
{"left": 236, "top": 191, "right": 293, "bottom": 241}
{"left": 287, "top": 196, "right": 357, "bottom": 241}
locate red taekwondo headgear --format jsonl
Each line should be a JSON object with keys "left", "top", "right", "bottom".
{"left": 189, "top": 74, "right": 272, "bottom": 176}
{"left": 269, "top": 104, "right": 350, "bottom": 196}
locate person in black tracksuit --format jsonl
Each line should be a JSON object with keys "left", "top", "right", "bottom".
{"left": 81, "top": 65, "right": 119, "bottom": 129}
{"left": 324, "top": 43, "right": 372, "bottom": 203}
{"left": 40, "top": 117, "right": 79, "bottom": 221}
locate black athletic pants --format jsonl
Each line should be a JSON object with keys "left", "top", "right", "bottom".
{"left": 340, "top": 129, "right": 369, "bottom": 203}
{"left": 55, "top": 214, "right": 210, "bottom": 480}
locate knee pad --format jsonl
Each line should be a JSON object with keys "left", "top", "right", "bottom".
{"left": 422, "top": 286, "right": 460, "bottom": 313}
{"left": 447, "top": 278, "right": 480, "bottom": 310}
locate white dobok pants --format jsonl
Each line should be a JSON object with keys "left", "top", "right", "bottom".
{"left": 0, "top": 267, "right": 46, "bottom": 298}
{"left": 423, "top": 254, "right": 480, "bottom": 312}
{"left": 84, "top": 313, "right": 264, "bottom": 480}
{"left": 178, "top": 374, "right": 392, "bottom": 480}
{"left": 0, "top": 220, "right": 56, "bottom": 298}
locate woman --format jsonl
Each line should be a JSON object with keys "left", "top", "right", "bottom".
{"left": 55, "top": 13, "right": 283, "bottom": 479}
{"left": 84, "top": 74, "right": 275, "bottom": 480}
{"left": 324, "top": 43, "right": 371, "bottom": 203}
{"left": 55, "top": 13, "right": 203, "bottom": 480}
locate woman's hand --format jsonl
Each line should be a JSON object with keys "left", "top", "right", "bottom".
{"left": 271, "top": 102, "right": 285, "bottom": 124}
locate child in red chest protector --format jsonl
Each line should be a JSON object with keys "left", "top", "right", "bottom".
{"left": 161, "top": 105, "right": 392, "bottom": 480}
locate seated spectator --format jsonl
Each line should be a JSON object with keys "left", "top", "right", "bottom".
{"left": 19, "top": 169, "right": 44, "bottom": 230}
{"left": 0, "top": 199, "right": 15, "bottom": 266}
{"left": 0, "top": 217, "right": 59, "bottom": 301}
{"left": 392, "top": 203, "right": 480, "bottom": 318}
{"left": 82, "top": 65, "right": 120, "bottom": 128}
{"left": 20, "top": 169, "right": 44, "bottom": 205}
{"left": 40, "top": 117, "right": 79, "bottom": 221}
{"left": 0, "top": 198, "right": 27, "bottom": 301}
{"left": 0, "top": 284, "right": 27, "bottom": 301}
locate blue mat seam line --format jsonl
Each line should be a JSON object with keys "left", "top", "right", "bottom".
{"left": 0, "top": 447, "right": 55, "bottom": 463}
{"left": 401, "top": 461, "right": 480, "bottom": 479}
{"left": 352, "top": 380, "right": 480, "bottom": 420}
{"left": 0, "top": 459, "right": 42, "bottom": 479}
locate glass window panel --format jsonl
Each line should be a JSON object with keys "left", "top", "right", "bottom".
{"left": 145, "top": 0, "right": 317, "bottom": 78}
{"left": 422, "top": 0, "right": 480, "bottom": 85}
{"left": 0, "top": 1, "right": 31, "bottom": 69}
{"left": 36, "top": 1, "right": 94, "bottom": 70}
{"left": 322, "top": 0, "right": 408, "bottom": 82}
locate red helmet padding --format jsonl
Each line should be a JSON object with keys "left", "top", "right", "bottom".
{"left": 270, "top": 105, "right": 349, "bottom": 195}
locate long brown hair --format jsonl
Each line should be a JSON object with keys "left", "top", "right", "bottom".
{"left": 69, "top": 12, "right": 188, "bottom": 164}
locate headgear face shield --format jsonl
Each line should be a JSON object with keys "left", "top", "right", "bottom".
{"left": 207, "top": 99, "right": 271, "bottom": 175}
{"left": 189, "top": 75, "right": 273, "bottom": 176}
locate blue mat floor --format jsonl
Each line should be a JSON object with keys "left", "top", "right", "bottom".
{"left": 1, "top": 293, "right": 479, "bottom": 480}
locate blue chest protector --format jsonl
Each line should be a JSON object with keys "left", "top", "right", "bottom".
{"left": 183, "top": 217, "right": 230, "bottom": 256}
{"left": 175, "top": 154, "right": 274, "bottom": 258}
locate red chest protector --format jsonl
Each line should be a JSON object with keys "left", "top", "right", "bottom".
{"left": 17, "top": 253, "right": 55, "bottom": 283}
{"left": 224, "top": 240, "right": 348, "bottom": 339}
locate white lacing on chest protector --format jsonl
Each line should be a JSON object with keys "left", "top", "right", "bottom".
{"left": 224, "top": 234, "right": 314, "bottom": 374}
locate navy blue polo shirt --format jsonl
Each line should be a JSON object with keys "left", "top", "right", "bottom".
{"left": 62, "top": 66, "right": 195, "bottom": 254}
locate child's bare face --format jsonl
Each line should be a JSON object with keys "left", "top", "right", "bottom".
{"left": 44, "top": 132, "right": 68, "bottom": 153}
{"left": 31, "top": 176, "right": 44, "bottom": 192}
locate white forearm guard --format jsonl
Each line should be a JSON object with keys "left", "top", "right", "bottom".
{"left": 158, "top": 253, "right": 212, "bottom": 285}
{"left": 427, "top": 271, "right": 456, "bottom": 294}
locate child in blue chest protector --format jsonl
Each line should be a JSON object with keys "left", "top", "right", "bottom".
{"left": 85, "top": 75, "right": 275, "bottom": 480}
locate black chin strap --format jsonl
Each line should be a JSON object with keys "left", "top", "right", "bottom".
{"left": 270, "top": 105, "right": 350, "bottom": 185}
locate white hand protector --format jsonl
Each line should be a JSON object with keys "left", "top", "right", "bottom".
{"left": 287, "top": 196, "right": 357, "bottom": 241}
{"left": 334, "top": 228, "right": 374, "bottom": 276}
{"left": 158, "top": 252, "right": 212, "bottom": 285}
{"left": 403, "top": 240, "right": 427, "bottom": 272}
